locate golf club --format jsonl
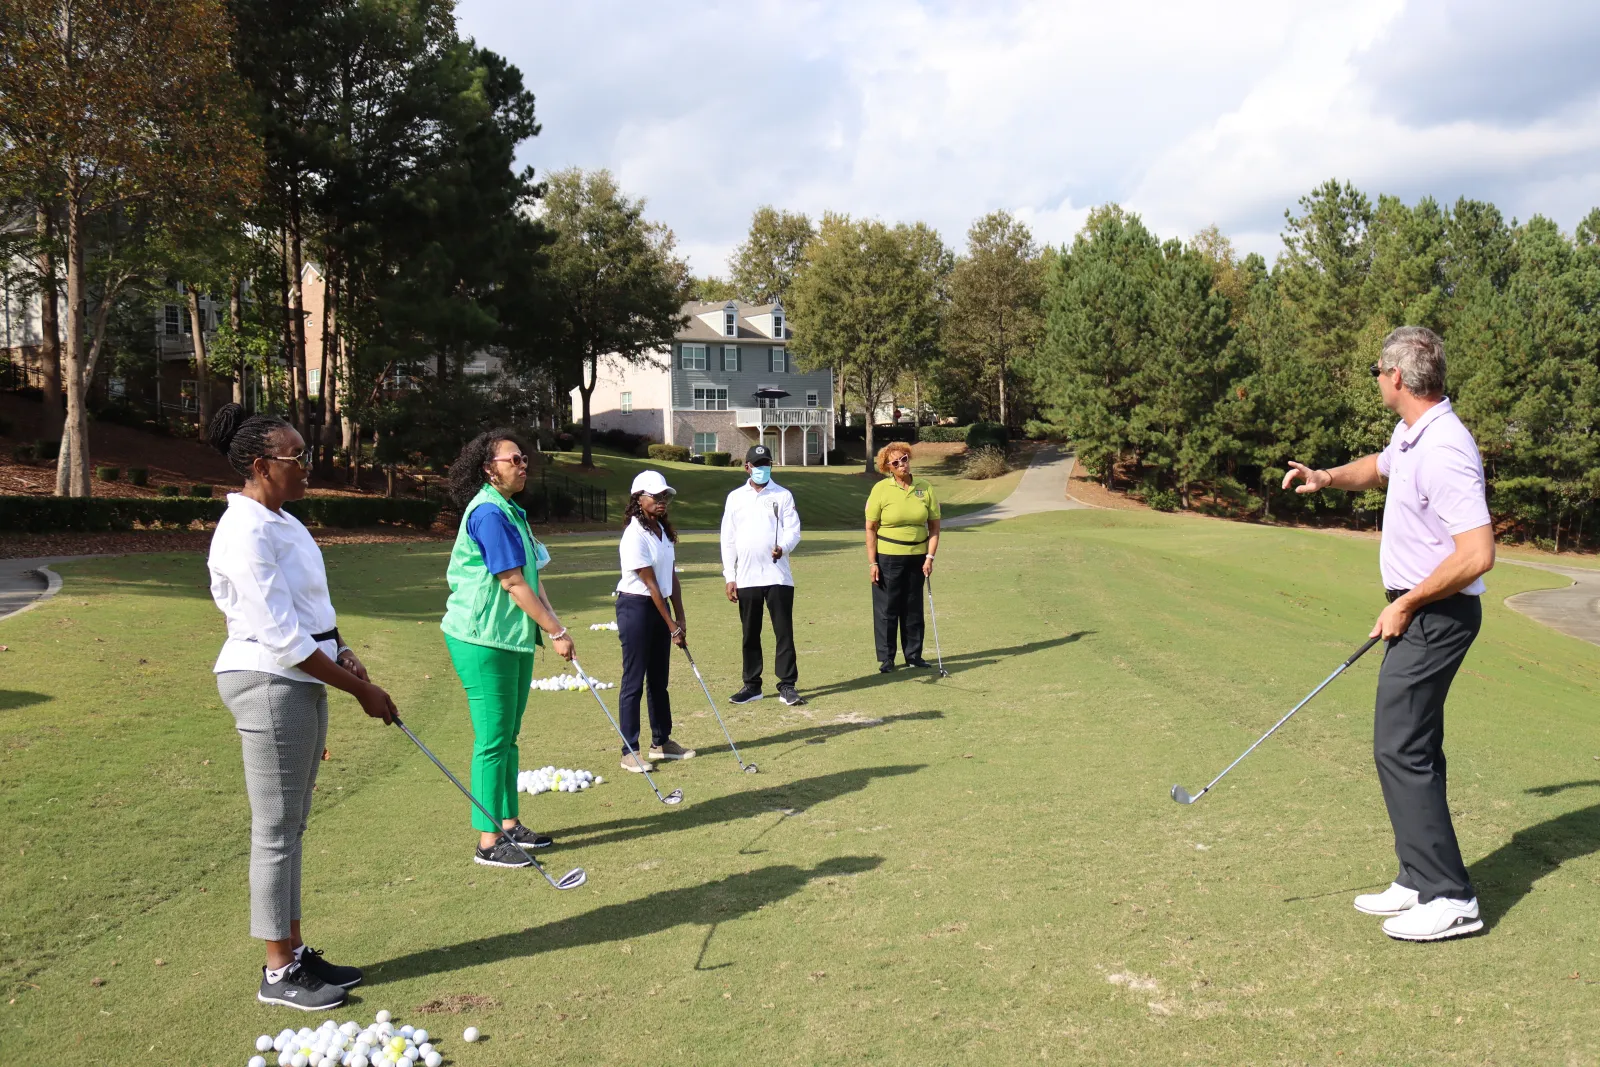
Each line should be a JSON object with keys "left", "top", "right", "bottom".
{"left": 1170, "top": 636, "right": 1381, "bottom": 805}
{"left": 681, "top": 645, "right": 758, "bottom": 773}
{"left": 570, "top": 657, "right": 684, "bottom": 805}
{"left": 924, "top": 575, "right": 950, "bottom": 677}
{"left": 391, "top": 716, "right": 586, "bottom": 890}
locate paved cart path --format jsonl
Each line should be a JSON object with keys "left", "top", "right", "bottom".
{"left": 943, "top": 446, "right": 1091, "bottom": 528}
{"left": 0, "top": 556, "right": 96, "bottom": 623}
{"left": 1503, "top": 560, "right": 1600, "bottom": 648}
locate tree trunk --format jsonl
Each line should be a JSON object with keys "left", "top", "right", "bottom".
{"left": 230, "top": 278, "right": 245, "bottom": 404}
{"left": 288, "top": 191, "right": 309, "bottom": 437}
{"left": 61, "top": 194, "right": 91, "bottom": 497}
{"left": 579, "top": 354, "right": 596, "bottom": 467}
{"left": 278, "top": 227, "right": 294, "bottom": 422}
{"left": 36, "top": 204, "right": 62, "bottom": 418}
{"left": 998, "top": 355, "right": 1008, "bottom": 428}
{"left": 187, "top": 288, "right": 213, "bottom": 434}
{"left": 320, "top": 269, "right": 339, "bottom": 472}
{"left": 348, "top": 421, "right": 361, "bottom": 486}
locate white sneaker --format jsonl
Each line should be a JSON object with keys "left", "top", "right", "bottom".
{"left": 1381, "top": 896, "right": 1482, "bottom": 941}
{"left": 1353, "top": 882, "right": 1419, "bottom": 917}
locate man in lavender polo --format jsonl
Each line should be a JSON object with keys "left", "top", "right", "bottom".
{"left": 1283, "top": 326, "right": 1495, "bottom": 942}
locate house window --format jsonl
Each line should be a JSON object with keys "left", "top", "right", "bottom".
{"left": 806, "top": 391, "right": 819, "bottom": 408}
{"left": 722, "top": 345, "right": 739, "bottom": 371}
{"left": 620, "top": 391, "right": 633, "bottom": 414}
{"left": 693, "top": 432, "right": 717, "bottom": 455}
{"left": 308, "top": 369, "right": 321, "bottom": 397}
{"left": 772, "top": 308, "right": 784, "bottom": 338}
{"left": 693, "top": 387, "right": 728, "bottom": 411}
{"left": 723, "top": 301, "right": 737, "bottom": 337}
{"left": 771, "top": 347, "right": 786, "bottom": 373}
{"left": 806, "top": 429, "right": 820, "bottom": 456}
{"left": 758, "top": 396, "right": 778, "bottom": 409}
{"left": 165, "top": 305, "right": 181, "bottom": 336}
{"left": 681, "top": 343, "right": 707, "bottom": 370}
{"left": 109, "top": 376, "right": 126, "bottom": 398}
{"left": 180, "top": 379, "right": 197, "bottom": 411}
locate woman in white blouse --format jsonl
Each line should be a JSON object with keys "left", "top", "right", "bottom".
{"left": 206, "top": 404, "right": 398, "bottom": 1012}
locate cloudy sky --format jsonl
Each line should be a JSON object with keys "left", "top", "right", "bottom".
{"left": 456, "top": 0, "right": 1600, "bottom": 274}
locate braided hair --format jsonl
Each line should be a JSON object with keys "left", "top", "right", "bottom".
{"left": 625, "top": 490, "right": 678, "bottom": 544}
{"left": 448, "top": 428, "right": 528, "bottom": 509}
{"left": 208, "top": 403, "right": 292, "bottom": 481}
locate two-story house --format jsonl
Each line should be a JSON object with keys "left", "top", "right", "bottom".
{"left": 575, "top": 299, "right": 834, "bottom": 465}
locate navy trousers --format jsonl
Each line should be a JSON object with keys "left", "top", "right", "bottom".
{"left": 615, "top": 592, "right": 673, "bottom": 754}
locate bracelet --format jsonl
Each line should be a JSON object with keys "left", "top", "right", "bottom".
{"left": 336, "top": 645, "right": 353, "bottom": 658}
{"left": 670, "top": 626, "right": 684, "bottom": 638}
{"left": 548, "top": 627, "right": 568, "bottom": 640}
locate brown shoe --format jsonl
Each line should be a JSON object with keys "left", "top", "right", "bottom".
{"left": 648, "top": 739, "right": 696, "bottom": 761}
{"left": 620, "top": 751, "right": 654, "bottom": 773}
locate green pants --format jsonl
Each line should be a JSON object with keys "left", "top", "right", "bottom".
{"left": 445, "top": 635, "right": 535, "bottom": 833}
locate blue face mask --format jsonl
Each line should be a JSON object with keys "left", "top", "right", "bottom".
{"left": 532, "top": 538, "right": 551, "bottom": 570}
{"left": 750, "top": 466, "right": 771, "bottom": 485}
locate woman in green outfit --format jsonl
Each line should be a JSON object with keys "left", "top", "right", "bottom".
{"left": 864, "top": 441, "right": 941, "bottom": 672}
{"left": 442, "top": 429, "right": 576, "bottom": 868}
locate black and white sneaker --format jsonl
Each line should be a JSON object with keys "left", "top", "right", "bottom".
{"left": 503, "top": 823, "right": 553, "bottom": 849}
{"left": 905, "top": 658, "right": 934, "bottom": 669}
{"left": 295, "top": 945, "right": 362, "bottom": 989}
{"left": 257, "top": 960, "right": 347, "bottom": 1011}
{"left": 474, "top": 837, "right": 533, "bottom": 868}
{"left": 729, "top": 684, "right": 763, "bottom": 704}
{"left": 777, "top": 684, "right": 806, "bottom": 706}
{"left": 878, "top": 663, "right": 896, "bottom": 674}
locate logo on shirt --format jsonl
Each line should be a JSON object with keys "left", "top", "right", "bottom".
{"left": 913, "top": 488, "right": 924, "bottom": 498}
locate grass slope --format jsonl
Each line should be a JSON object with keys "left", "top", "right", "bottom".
{"left": 4, "top": 512, "right": 1599, "bottom": 1064}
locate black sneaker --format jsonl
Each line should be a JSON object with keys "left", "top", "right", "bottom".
{"left": 777, "top": 684, "right": 806, "bottom": 706}
{"left": 295, "top": 945, "right": 362, "bottom": 989}
{"left": 906, "top": 658, "right": 934, "bottom": 669}
{"left": 504, "top": 823, "right": 553, "bottom": 849}
{"left": 257, "top": 960, "right": 347, "bottom": 1011}
{"left": 729, "top": 684, "right": 763, "bottom": 704}
{"left": 474, "top": 837, "right": 533, "bottom": 868}
{"left": 878, "top": 663, "right": 896, "bottom": 674}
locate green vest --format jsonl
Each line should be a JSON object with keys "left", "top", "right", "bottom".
{"left": 440, "top": 484, "right": 543, "bottom": 652}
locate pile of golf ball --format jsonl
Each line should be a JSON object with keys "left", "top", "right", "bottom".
{"left": 250, "top": 1012, "right": 450, "bottom": 1067}
{"left": 517, "top": 765, "right": 601, "bottom": 795}
{"left": 531, "top": 674, "right": 612, "bottom": 692}
{"left": 588, "top": 621, "right": 618, "bottom": 631}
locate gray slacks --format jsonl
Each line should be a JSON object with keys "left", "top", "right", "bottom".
{"left": 1374, "top": 593, "right": 1480, "bottom": 904}
{"left": 218, "top": 670, "right": 329, "bottom": 940}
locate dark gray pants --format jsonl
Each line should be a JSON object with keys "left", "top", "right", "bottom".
{"left": 872, "top": 554, "right": 925, "bottom": 667}
{"left": 1374, "top": 593, "right": 1480, "bottom": 904}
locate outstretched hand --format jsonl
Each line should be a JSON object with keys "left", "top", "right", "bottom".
{"left": 1282, "top": 461, "right": 1331, "bottom": 494}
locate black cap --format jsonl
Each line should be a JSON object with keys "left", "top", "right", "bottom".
{"left": 745, "top": 444, "right": 772, "bottom": 466}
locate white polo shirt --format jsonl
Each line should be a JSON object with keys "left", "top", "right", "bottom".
{"left": 1375, "top": 398, "right": 1492, "bottom": 595}
{"left": 208, "top": 493, "right": 339, "bottom": 682}
{"left": 617, "top": 516, "right": 677, "bottom": 597}
{"left": 720, "top": 479, "right": 801, "bottom": 589}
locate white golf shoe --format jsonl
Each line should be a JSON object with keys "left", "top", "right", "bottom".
{"left": 1381, "top": 896, "right": 1482, "bottom": 941}
{"left": 1353, "top": 882, "right": 1419, "bottom": 916}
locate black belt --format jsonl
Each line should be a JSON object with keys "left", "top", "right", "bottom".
{"left": 876, "top": 532, "right": 928, "bottom": 547}
{"left": 311, "top": 627, "right": 342, "bottom": 646}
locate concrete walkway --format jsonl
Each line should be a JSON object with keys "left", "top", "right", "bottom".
{"left": 1503, "top": 560, "right": 1600, "bottom": 648}
{"left": 943, "top": 446, "right": 1090, "bottom": 528}
{"left": 0, "top": 556, "right": 95, "bottom": 623}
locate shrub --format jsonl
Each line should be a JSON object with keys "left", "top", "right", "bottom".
{"left": 0, "top": 494, "right": 441, "bottom": 532}
{"left": 283, "top": 496, "right": 441, "bottom": 529}
{"left": 1143, "top": 488, "right": 1180, "bottom": 512}
{"left": 547, "top": 486, "right": 576, "bottom": 520}
{"left": 35, "top": 439, "right": 60, "bottom": 461}
{"left": 158, "top": 485, "right": 182, "bottom": 497}
{"left": 188, "top": 484, "right": 214, "bottom": 498}
{"left": 96, "top": 466, "right": 121, "bottom": 482}
{"left": 1022, "top": 419, "right": 1067, "bottom": 441}
{"left": 11, "top": 443, "right": 35, "bottom": 463}
{"left": 648, "top": 444, "right": 691, "bottom": 462}
{"left": 961, "top": 446, "right": 1009, "bottom": 480}
{"left": 826, "top": 448, "right": 853, "bottom": 466}
{"left": 128, "top": 467, "right": 149, "bottom": 486}
{"left": 965, "top": 422, "right": 1008, "bottom": 451}
{"left": 871, "top": 424, "right": 917, "bottom": 445}
{"left": 704, "top": 451, "right": 733, "bottom": 467}
{"left": 554, "top": 432, "right": 575, "bottom": 452}
{"left": 917, "top": 425, "right": 969, "bottom": 444}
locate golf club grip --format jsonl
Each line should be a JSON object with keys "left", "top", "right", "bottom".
{"left": 1345, "top": 636, "right": 1381, "bottom": 666}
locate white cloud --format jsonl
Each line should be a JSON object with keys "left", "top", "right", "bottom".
{"left": 457, "top": 0, "right": 1600, "bottom": 271}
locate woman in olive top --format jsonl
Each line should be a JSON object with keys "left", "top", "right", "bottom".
{"left": 864, "top": 441, "right": 941, "bottom": 672}
{"left": 441, "top": 430, "right": 576, "bottom": 868}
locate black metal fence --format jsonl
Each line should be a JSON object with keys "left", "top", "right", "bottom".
{"left": 515, "top": 468, "right": 606, "bottom": 524}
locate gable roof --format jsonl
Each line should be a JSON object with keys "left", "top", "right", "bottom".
{"left": 677, "top": 300, "right": 786, "bottom": 344}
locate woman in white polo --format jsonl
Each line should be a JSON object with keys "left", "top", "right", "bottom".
{"left": 614, "top": 470, "right": 695, "bottom": 772}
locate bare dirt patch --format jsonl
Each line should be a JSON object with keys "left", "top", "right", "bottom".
{"left": 414, "top": 993, "right": 499, "bottom": 1015}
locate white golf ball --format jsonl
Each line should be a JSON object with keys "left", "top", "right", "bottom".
{"left": 425, "top": 1055, "right": 442, "bottom": 1067}
{"left": 412, "top": 1030, "right": 428, "bottom": 1045}
{"left": 258, "top": 1036, "right": 275, "bottom": 1052}
{"left": 595, "top": 775, "right": 604, "bottom": 784}
{"left": 416, "top": 1043, "right": 432, "bottom": 1056}
{"left": 291, "top": 1055, "right": 309, "bottom": 1067}
{"left": 463, "top": 1026, "right": 480, "bottom": 1042}
{"left": 250, "top": 1058, "right": 268, "bottom": 1067}
{"left": 348, "top": 1058, "right": 368, "bottom": 1067}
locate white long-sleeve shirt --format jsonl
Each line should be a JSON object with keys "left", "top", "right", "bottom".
{"left": 720, "top": 479, "right": 801, "bottom": 588}
{"left": 208, "top": 493, "right": 339, "bottom": 683}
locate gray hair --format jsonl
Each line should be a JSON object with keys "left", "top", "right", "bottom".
{"left": 1379, "top": 326, "right": 1446, "bottom": 397}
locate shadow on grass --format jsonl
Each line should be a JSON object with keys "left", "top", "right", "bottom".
{"left": 1524, "top": 781, "right": 1600, "bottom": 797}
{"left": 738, "top": 710, "right": 946, "bottom": 755}
{"left": 365, "top": 855, "right": 883, "bottom": 984}
{"left": 0, "top": 691, "right": 52, "bottom": 711}
{"left": 551, "top": 764, "right": 925, "bottom": 851}
{"left": 1471, "top": 797, "right": 1600, "bottom": 930}
{"left": 801, "top": 632, "right": 1095, "bottom": 699}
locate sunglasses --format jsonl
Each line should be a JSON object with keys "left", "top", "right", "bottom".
{"left": 889, "top": 457, "right": 911, "bottom": 467}
{"left": 490, "top": 453, "right": 529, "bottom": 467}
{"left": 1370, "top": 363, "right": 1388, "bottom": 378}
{"left": 265, "top": 450, "right": 312, "bottom": 470}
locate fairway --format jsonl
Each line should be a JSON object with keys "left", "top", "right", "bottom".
{"left": 5, "top": 512, "right": 1600, "bottom": 1064}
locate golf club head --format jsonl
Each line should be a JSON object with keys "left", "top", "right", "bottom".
{"left": 663, "top": 789, "right": 684, "bottom": 805}
{"left": 743, "top": 763, "right": 760, "bottom": 774}
{"left": 1170, "top": 784, "right": 1197, "bottom": 805}
{"left": 555, "top": 868, "right": 587, "bottom": 890}
{"left": 938, "top": 669, "right": 950, "bottom": 678}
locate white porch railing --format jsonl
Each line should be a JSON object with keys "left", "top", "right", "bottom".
{"left": 733, "top": 407, "right": 832, "bottom": 429}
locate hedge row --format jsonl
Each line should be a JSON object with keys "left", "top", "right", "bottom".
{"left": 0, "top": 495, "right": 441, "bottom": 533}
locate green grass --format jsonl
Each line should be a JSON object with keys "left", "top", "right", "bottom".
{"left": 4, "top": 511, "right": 1600, "bottom": 1064}
{"left": 540, "top": 446, "right": 1027, "bottom": 529}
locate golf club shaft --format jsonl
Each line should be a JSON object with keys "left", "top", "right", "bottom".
{"left": 391, "top": 717, "right": 558, "bottom": 887}
{"left": 683, "top": 646, "right": 746, "bottom": 766}
{"left": 925, "top": 575, "right": 946, "bottom": 674}
{"left": 1192, "top": 636, "right": 1381, "bottom": 799}
{"left": 570, "top": 657, "right": 675, "bottom": 802}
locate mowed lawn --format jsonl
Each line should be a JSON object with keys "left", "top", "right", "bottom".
{"left": 4, "top": 511, "right": 1600, "bottom": 1065}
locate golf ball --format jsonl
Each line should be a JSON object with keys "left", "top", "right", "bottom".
{"left": 291, "top": 1055, "right": 309, "bottom": 1067}
{"left": 425, "top": 1055, "right": 442, "bottom": 1067}
{"left": 412, "top": 1030, "right": 428, "bottom": 1045}
{"left": 463, "top": 1026, "right": 480, "bottom": 1042}
{"left": 375, "top": 1010, "right": 391, "bottom": 1024}
{"left": 250, "top": 1058, "right": 268, "bottom": 1067}
{"left": 257, "top": 1035, "right": 275, "bottom": 1052}
{"left": 348, "top": 1059, "right": 368, "bottom": 1067}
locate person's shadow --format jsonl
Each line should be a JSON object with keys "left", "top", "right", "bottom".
{"left": 363, "top": 855, "right": 883, "bottom": 985}
{"left": 802, "top": 632, "right": 1094, "bottom": 699}
{"left": 1469, "top": 786, "right": 1600, "bottom": 930}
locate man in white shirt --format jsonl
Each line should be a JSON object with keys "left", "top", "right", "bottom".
{"left": 721, "top": 444, "right": 805, "bottom": 706}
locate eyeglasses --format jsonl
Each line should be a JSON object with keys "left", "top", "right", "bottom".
{"left": 1369, "top": 363, "right": 1387, "bottom": 378}
{"left": 889, "top": 457, "right": 911, "bottom": 467}
{"left": 265, "top": 451, "right": 311, "bottom": 470}
{"left": 490, "top": 453, "right": 529, "bottom": 468}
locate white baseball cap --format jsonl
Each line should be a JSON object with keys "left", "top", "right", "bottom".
{"left": 630, "top": 470, "right": 676, "bottom": 497}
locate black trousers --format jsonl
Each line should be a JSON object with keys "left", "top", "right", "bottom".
{"left": 1374, "top": 593, "right": 1481, "bottom": 904}
{"left": 737, "top": 584, "right": 797, "bottom": 689}
{"left": 616, "top": 593, "right": 672, "bottom": 753}
{"left": 872, "top": 554, "right": 925, "bottom": 667}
